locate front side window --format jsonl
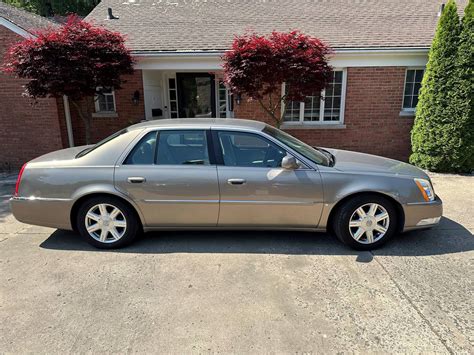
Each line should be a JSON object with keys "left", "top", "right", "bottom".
{"left": 403, "top": 69, "right": 424, "bottom": 111}
{"left": 264, "top": 126, "right": 332, "bottom": 166}
{"left": 217, "top": 131, "right": 286, "bottom": 168}
{"left": 95, "top": 87, "right": 116, "bottom": 113}
{"left": 156, "top": 130, "right": 209, "bottom": 165}
{"left": 283, "top": 70, "right": 345, "bottom": 124}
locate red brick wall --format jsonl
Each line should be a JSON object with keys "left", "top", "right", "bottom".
{"left": 57, "top": 71, "right": 146, "bottom": 146}
{"left": 0, "top": 26, "right": 63, "bottom": 170}
{"left": 234, "top": 67, "right": 414, "bottom": 161}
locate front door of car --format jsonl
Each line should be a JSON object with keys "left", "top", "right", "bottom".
{"left": 114, "top": 129, "right": 219, "bottom": 227}
{"left": 213, "top": 130, "right": 324, "bottom": 227}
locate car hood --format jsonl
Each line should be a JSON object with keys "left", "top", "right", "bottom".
{"left": 325, "top": 148, "right": 428, "bottom": 178}
{"left": 28, "top": 145, "right": 92, "bottom": 164}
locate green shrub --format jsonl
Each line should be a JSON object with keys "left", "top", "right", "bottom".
{"left": 451, "top": 0, "right": 474, "bottom": 172}
{"left": 410, "top": 0, "right": 471, "bottom": 173}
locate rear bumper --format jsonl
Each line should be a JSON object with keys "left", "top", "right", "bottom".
{"left": 10, "top": 197, "right": 73, "bottom": 230}
{"left": 402, "top": 196, "right": 443, "bottom": 232}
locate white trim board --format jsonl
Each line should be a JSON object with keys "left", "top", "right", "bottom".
{"left": 0, "top": 17, "right": 33, "bottom": 38}
{"left": 133, "top": 47, "right": 429, "bottom": 57}
{"left": 135, "top": 50, "right": 428, "bottom": 70}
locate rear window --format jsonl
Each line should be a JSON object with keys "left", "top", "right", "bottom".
{"left": 76, "top": 129, "right": 128, "bottom": 158}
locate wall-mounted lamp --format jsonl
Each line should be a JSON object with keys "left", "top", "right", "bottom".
{"left": 132, "top": 90, "right": 140, "bottom": 105}
{"left": 236, "top": 93, "right": 242, "bottom": 105}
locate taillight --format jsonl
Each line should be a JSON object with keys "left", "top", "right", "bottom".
{"left": 14, "top": 163, "right": 27, "bottom": 197}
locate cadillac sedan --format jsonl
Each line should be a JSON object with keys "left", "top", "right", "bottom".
{"left": 10, "top": 118, "right": 442, "bottom": 250}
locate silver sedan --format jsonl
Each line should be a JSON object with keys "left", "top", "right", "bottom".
{"left": 10, "top": 118, "right": 442, "bottom": 250}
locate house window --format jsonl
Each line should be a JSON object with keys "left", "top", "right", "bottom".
{"left": 403, "top": 69, "right": 424, "bottom": 111}
{"left": 95, "top": 87, "right": 116, "bottom": 113}
{"left": 168, "top": 78, "right": 179, "bottom": 118}
{"left": 218, "top": 81, "right": 227, "bottom": 118}
{"left": 283, "top": 70, "right": 346, "bottom": 124}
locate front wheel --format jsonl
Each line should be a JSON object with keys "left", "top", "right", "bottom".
{"left": 76, "top": 196, "right": 140, "bottom": 249}
{"left": 332, "top": 194, "right": 398, "bottom": 250}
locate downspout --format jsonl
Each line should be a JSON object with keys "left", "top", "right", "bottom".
{"left": 62, "top": 95, "right": 74, "bottom": 147}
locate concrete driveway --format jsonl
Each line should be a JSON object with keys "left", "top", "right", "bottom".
{"left": 0, "top": 173, "right": 473, "bottom": 353}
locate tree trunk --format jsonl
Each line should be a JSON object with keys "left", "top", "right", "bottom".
{"left": 257, "top": 99, "right": 282, "bottom": 128}
{"left": 70, "top": 99, "right": 93, "bottom": 145}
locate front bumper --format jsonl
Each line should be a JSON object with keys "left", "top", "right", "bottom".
{"left": 402, "top": 196, "right": 443, "bottom": 231}
{"left": 10, "top": 196, "right": 73, "bottom": 230}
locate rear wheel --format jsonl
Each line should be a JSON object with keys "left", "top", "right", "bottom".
{"left": 76, "top": 196, "right": 140, "bottom": 249}
{"left": 332, "top": 194, "right": 398, "bottom": 250}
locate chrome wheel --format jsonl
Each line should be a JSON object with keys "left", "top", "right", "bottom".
{"left": 348, "top": 203, "right": 390, "bottom": 244}
{"left": 85, "top": 203, "right": 127, "bottom": 243}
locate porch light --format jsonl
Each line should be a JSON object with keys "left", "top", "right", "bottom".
{"left": 236, "top": 93, "right": 242, "bottom": 105}
{"left": 132, "top": 90, "right": 140, "bottom": 105}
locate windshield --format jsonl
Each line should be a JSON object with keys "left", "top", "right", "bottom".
{"left": 263, "top": 125, "right": 333, "bottom": 166}
{"left": 76, "top": 129, "right": 128, "bottom": 158}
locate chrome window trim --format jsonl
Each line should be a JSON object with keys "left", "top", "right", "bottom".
{"left": 117, "top": 128, "right": 214, "bottom": 167}
{"left": 118, "top": 126, "right": 317, "bottom": 170}
{"left": 211, "top": 126, "right": 316, "bottom": 170}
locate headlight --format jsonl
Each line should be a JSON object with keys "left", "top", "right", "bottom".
{"left": 414, "top": 178, "right": 435, "bottom": 202}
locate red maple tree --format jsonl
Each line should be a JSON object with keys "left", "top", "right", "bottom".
{"left": 223, "top": 31, "right": 333, "bottom": 127}
{"left": 2, "top": 16, "right": 134, "bottom": 144}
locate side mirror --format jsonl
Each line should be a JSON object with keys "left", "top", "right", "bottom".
{"left": 281, "top": 155, "right": 300, "bottom": 170}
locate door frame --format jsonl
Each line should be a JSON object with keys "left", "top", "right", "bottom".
{"left": 162, "top": 71, "right": 233, "bottom": 119}
{"left": 176, "top": 72, "right": 216, "bottom": 118}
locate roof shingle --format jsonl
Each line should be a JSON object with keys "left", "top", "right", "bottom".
{"left": 0, "top": 2, "right": 58, "bottom": 33}
{"left": 85, "top": 0, "right": 468, "bottom": 52}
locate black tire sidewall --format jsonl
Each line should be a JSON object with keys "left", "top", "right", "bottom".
{"left": 333, "top": 194, "right": 398, "bottom": 250}
{"left": 76, "top": 196, "right": 140, "bottom": 249}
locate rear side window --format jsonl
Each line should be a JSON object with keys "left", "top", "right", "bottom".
{"left": 156, "top": 130, "right": 209, "bottom": 165}
{"left": 124, "top": 131, "right": 157, "bottom": 165}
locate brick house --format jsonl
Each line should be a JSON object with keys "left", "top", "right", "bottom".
{"left": 1, "top": 1, "right": 468, "bottom": 169}
{"left": 0, "top": 3, "right": 64, "bottom": 170}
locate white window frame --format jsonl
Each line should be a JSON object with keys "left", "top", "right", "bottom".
{"left": 215, "top": 79, "right": 234, "bottom": 119}
{"left": 401, "top": 67, "right": 425, "bottom": 113}
{"left": 281, "top": 68, "right": 347, "bottom": 125}
{"left": 94, "top": 87, "right": 117, "bottom": 113}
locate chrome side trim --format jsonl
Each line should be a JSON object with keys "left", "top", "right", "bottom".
{"left": 11, "top": 196, "right": 72, "bottom": 202}
{"left": 221, "top": 200, "right": 316, "bottom": 205}
{"left": 143, "top": 199, "right": 219, "bottom": 204}
{"left": 26, "top": 166, "right": 115, "bottom": 169}
{"left": 142, "top": 199, "right": 315, "bottom": 205}
{"left": 406, "top": 200, "right": 440, "bottom": 206}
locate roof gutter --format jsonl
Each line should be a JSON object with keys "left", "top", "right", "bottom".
{"left": 132, "top": 47, "right": 430, "bottom": 57}
{"left": 0, "top": 16, "right": 33, "bottom": 38}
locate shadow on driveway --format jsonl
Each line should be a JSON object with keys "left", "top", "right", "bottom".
{"left": 0, "top": 179, "right": 15, "bottom": 224}
{"left": 40, "top": 217, "right": 473, "bottom": 259}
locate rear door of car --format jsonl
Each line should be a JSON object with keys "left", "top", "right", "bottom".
{"left": 114, "top": 129, "right": 219, "bottom": 227}
{"left": 212, "top": 129, "right": 324, "bottom": 228}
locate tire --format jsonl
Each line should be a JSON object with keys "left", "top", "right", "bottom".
{"left": 332, "top": 194, "right": 398, "bottom": 250}
{"left": 76, "top": 196, "right": 140, "bottom": 249}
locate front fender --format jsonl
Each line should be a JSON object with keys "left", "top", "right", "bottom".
{"left": 317, "top": 170, "right": 417, "bottom": 229}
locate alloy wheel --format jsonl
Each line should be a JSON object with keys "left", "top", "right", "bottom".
{"left": 84, "top": 203, "right": 127, "bottom": 243}
{"left": 348, "top": 203, "right": 390, "bottom": 244}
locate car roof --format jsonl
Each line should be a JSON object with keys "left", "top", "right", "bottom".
{"left": 128, "top": 118, "right": 267, "bottom": 132}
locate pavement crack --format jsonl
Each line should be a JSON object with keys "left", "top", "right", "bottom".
{"left": 370, "top": 251, "right": 455, "bottom": 355}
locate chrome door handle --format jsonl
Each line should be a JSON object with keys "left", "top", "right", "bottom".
{"left": 227, "top": 178, "right": 246, "bottom": 185}
{"left": 127, "top": 177, "right": 146, "bottom": 184}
